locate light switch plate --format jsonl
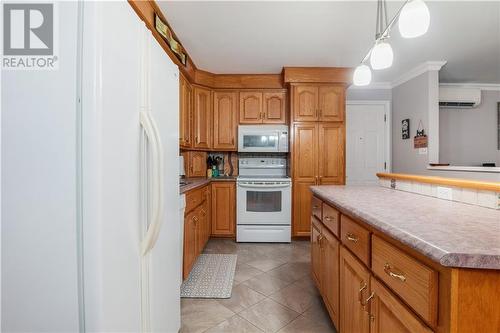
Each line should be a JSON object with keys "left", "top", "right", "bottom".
{"left": 437, "top": 186, "right": 453, "bottom": 200}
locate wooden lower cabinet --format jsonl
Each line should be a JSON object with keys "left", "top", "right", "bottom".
{"left": 311, "top": 217, "right": 322, "bottom": 287}
{"left": 293, "top": 180, "right": 316, "bottom": 236}
{"left": 183, "top": 185, "right": 211, "bottom": 279}
{"left": 322, "top": 227, "right": 340, "bottom": 328}
{"left": 340, "top": 245, "right": 371, "bottom": 333}
{"left": 211, "top": 182, "right": 235, "bottom": 237}
{"left": 369, "top": 278, "right": 432, "bottom": 333}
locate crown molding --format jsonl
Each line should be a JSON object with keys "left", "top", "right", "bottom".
{"left": 391, "top": 61, "right": 447, "bottom": 88}
{"left": 439, "top": 82, "right": 500, "bottom": 91}
{"left": 348, "top": 81, "right": 392, "bottom": 90}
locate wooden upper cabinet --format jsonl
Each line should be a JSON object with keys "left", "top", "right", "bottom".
{"left": 340, "top": 246, "right": 371, "bottom": 333}
{"left": 293, "top": 85, "right": 319, "bottom": 122}
{"left": 318, "top": 123, "right": 345, "bottom": 184}
{"left": 263, "top": 91, "right": 286, "bottom": 124}
{"left": 211, "top": 182, "right": 235, "bottom": 236}
{"left": 239, "top": 91, "right": 263, "bottom": 124}
{"left": 319, "top": 85, "right": 344, "bottom": 122}
{"left": 370, "top": 278, "right": 433, "bottom": 333}
{"left": 293, "top": 123, "right": 318, "bottom": 181}
{"left": 179, "top": 74, "right": 193, "bottom": 148}
{"left": 193, "top": 86, "right": 212, "bottom": 149}
{"left": 213, "top": 91, "right": 238, "bottom": 150}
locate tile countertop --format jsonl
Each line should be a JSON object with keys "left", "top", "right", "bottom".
{"left": 180, "top": 176, "right": 237, "bottom": 194}
{"left": 310, "top": 185, "right": 500, "bottom": 270}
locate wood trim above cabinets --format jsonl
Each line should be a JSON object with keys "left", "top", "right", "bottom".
{"left": 283, "top": 67, "right": 353, "bottom": 84}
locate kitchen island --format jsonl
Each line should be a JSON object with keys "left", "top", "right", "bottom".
{"left": 309, "top": 184, "right": 500, "bottom": 333}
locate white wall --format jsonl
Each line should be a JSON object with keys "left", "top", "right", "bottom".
{"left": 391, "top": 71, "right": 500, "bottom": 181}
{"left": 347, "top": 88, "right": 392, "bottom": 101}
{"left": 391, "top": 72, "right": 433, "bottom": 174}
{"left": 439, "top": 90, "right": 500, "bottom": 166}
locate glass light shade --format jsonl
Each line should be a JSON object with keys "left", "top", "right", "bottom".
{"left": 398, "top": 0, "right": 430, "bottom": 38}
{"left": 370, "top": 42, "right": 394, "bottom": 70}
{"left": 353, "top": 64, "right": 372, "bottom": 86}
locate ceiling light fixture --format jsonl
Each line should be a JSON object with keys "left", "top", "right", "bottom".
{"left": 353, "top": 0, "right": 430, "bottom": 86}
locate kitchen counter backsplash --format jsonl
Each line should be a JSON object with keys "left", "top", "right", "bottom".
{"left": 379, "top": 177, "right": 500, "bottom": 210}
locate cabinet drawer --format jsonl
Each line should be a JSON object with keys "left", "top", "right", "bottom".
{"left": 340, "top": 215, "right": 370, "bottom": 266}
{"left": 311, "top": 196, "right": 322, "bottom": 220}
{"left": 372, "top": 236, "right": 438, "bottom": 326}
{"left": 185, "top": 186, "right": 206, "bottom": 214}
{"left": 322, "top": 203, "right": 339, "bottom": 238}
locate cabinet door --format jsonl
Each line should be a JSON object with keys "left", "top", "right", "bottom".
{"left": 213, "top": 91, "right": 238, "bottom": 150}
{"left": 293, "top": 85, "right": 319, "bottom": 122}
{"left": 292, "top": 180, "right": 315, "bottom": 236}
{"left": 184, "top": 151, "right": 207, "bottom": 178}
{"left": 322, "top": 227, "right": 340, "bottom": 329}
{"left": 319, "top": 85, "right": 344, "bottom": 122}
{"left": 370, "top": 278, "right": 433, "bottom": 333}
{"left": 340, "top": 246, "right": 371, "bottom": 333}
{"left": 311, "top": 217, "right": 322, "bottom": 289}
{"left": 183, "top": 210, "right": 197, "bottom": 279}
{"left": 195, "top": 205, "right": 206, "bottom": 256}
{"left": 193, "top": 86, "right": 212, "bottom": 149}
{"left": 318, "top": 123, "right": 344, "bottom": 184}
{"left": 179, "top": 74, "right": 192, "bottom": 148}
{"left": 211, "top": 182, "right": 235, "bottom": 236}
{"left": 263, "top": 91, "right": 286, "bottom": 124}
{"left": 239, "top": 91, "right": 263, "bottom": 124}
{"left": 292, "top": 123, "right": 318, "bottom": 181}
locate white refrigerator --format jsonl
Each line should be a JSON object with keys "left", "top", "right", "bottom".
{"left": 2, "top": 2, "right": 181, "bottom": 332}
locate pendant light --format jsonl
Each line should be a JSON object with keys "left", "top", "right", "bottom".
{"left": 399, "top": 0, "right": 430, "bottom": 38}
{"left": 353, "top": 64, "right": 372, "bottom": 86}
{"left": 352, "top": 0, "right": 430, "bottom": 86}
{"left": 370, "top": 41, "right": 394, "bottom": 70}
{"left": 370, "top": 0, "right": 393, "bottom": 70}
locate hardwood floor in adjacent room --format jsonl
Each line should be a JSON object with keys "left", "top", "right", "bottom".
{"left": 181, "top": 239, "right": 337, "bottom": 333}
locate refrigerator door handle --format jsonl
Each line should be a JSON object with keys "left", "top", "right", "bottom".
{"left": 140, "top": 111, "right": 164, "bottom": 256}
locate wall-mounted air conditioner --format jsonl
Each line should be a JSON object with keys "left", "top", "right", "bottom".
{"left": 439, "top": 87, "right": 481, "bottom": 109}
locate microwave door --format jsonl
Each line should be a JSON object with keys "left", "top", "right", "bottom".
{"left": 240, "top": 132, "right": 279, "bottom": 152}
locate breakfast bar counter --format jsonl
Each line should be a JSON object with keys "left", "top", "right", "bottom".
{"left": 310, "top": 185, "right": 500, "bottom": 270}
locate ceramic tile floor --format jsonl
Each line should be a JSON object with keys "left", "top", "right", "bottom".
{"left": 181, "top": 239, "right": 337, "bottom": 333}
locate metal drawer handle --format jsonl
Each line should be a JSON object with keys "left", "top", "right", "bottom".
{"left": 364, "top": 292, "right": 375, "bottom": 305}
{"left": 346, "top": 233, "right": 358, "bottom": 243}
{"left": 384, "top": 263, "right": 407, "bottom": 282}
{"left": 358, "top": 282, "right": 367, "bottom": 303}
{"left": 313, "top": 205, "right": 320, "bottom": 209}
{"left": 324, "top": 216, "right": 332, "bottom": 221}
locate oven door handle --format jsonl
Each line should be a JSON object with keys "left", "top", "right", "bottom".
{"left": 238, "top": 183, "right": 291, "bottom": 189}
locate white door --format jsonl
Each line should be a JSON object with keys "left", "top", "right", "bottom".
{"left": 346, "top": 102, "right": 389, "bottom": 185}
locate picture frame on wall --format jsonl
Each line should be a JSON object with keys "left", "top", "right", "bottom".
{"left": 402, "top": 119, "right": 410, "bottom": 140}
{"left": 497, "top": 102, "right": 500, "bottom": 150}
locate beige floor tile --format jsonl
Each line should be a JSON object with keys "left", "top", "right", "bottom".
{"left": 245, "top": 258, "right": 286, "bottom": 272}
{"left": 268, "top": 282, "right": 321, "bottom": 314}
{"left": 181, "top": 299, "right": 235, "bottom": 333}
{"left": 267, "top": 262, "right": 310, "bottom": 283}
{"left": 239, "top": 298, "right": 300, "bottom": 333}
{"left": 234, "top": 262, "right": 264, "bottom": 283}
{"left": 204, "top": 315, "right": 264, "bottom": 333}
{"left": 218, "top": 284, "right": 266, "bottom": 313}
{"left": 293, "top": 274, "right": 320, "bottom": 296}
{"left": 302, "top": 297, "right": 334, "bottom": 325}
{"left": 277, "top": 314, "right": 337, "bottom": 333}
{"left": 242, "top": 273, "right": 291, "bottom": 296}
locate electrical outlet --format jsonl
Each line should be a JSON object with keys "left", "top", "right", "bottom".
{"left": 418, "top": 148, "right": 428, "bottom": 155}
{"left": 437, "top": 186, "right": 453, "bottom": 200}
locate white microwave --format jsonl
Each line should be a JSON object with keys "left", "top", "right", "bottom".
{"left": 238, "top": 125, "right": 289, "bottom": 153}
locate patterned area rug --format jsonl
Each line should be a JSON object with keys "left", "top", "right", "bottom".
{"left": 181, "top": 254, "right": 237, "bottom": 298}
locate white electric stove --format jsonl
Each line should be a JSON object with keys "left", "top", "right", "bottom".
{"left": 236, "top": 157, "right": 291, "bottom": 242}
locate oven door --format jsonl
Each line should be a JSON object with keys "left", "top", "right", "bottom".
{"left": 237, "top": 181, "right": 291, "bottom": 225}
{"left": 238, "top": 131, "right": 280, "bottom": 152}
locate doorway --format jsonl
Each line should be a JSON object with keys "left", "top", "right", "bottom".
{"left": 346, "top": 101, "right": 391, "bottom": 185}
